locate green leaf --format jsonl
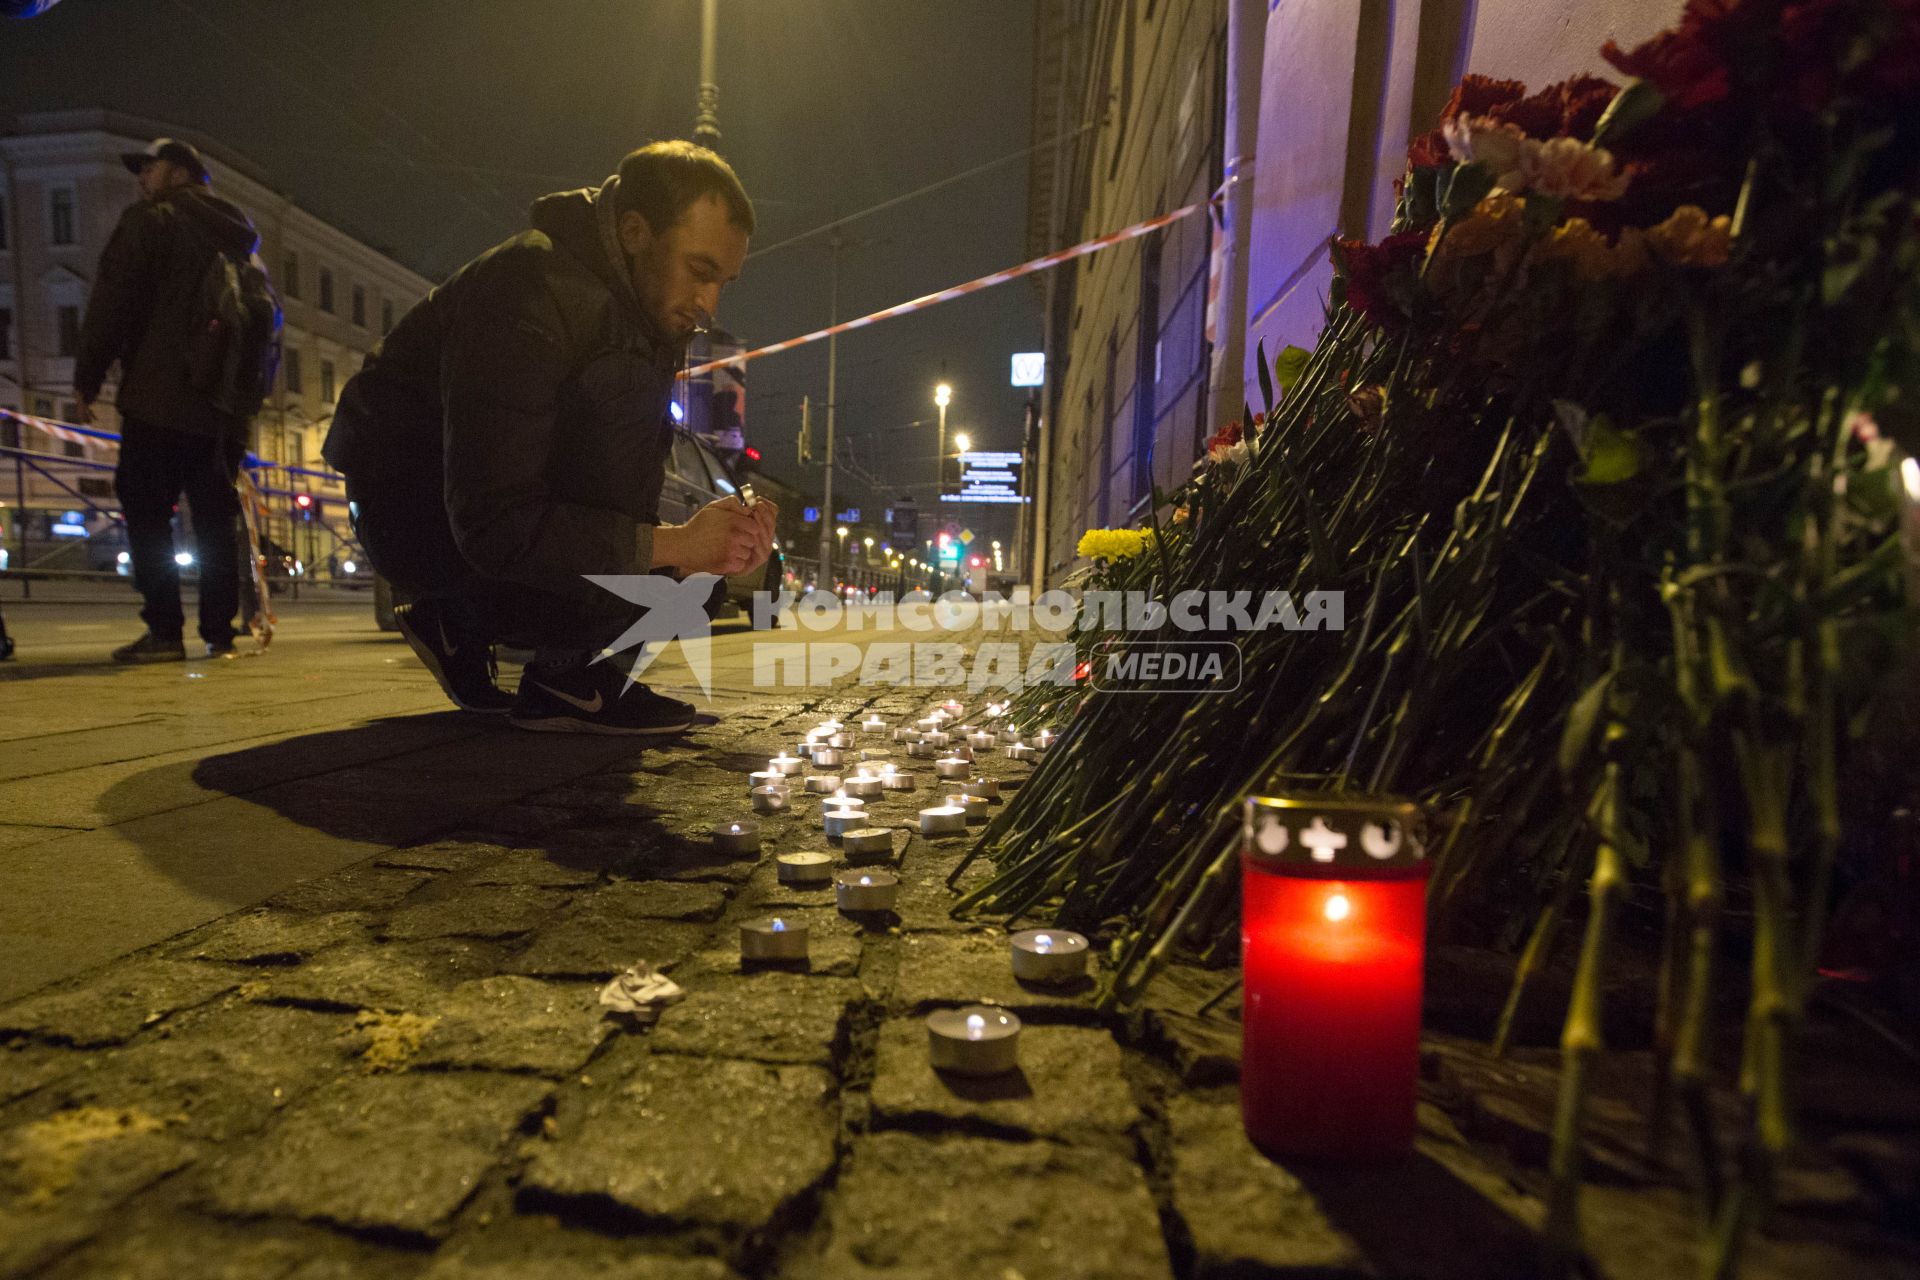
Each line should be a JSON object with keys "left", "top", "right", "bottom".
{"left": 1254, "top": 338, "right": 1276, "bottom": 416}
{"left": 1577, "top": 417, "right": 1640, "bottom": 485}
{"left": 1273, "top": 345, "right": 1311, "bottom": 398}
{"left": 1440, "top": 163, "right": 1495, "bottom": 220}
{"left": 1559, "top": 670, "right": 1614, "bottom": 778}
{"left": 1591, "top": 78, "right": 1664, "bottom": 147}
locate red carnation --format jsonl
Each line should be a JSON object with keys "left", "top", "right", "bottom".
{"left": 1206, "top": 420, "right": 1244, "bottom": 452}
{"left": 1407, "top": 128, "right": 1450, "bottom": 170}
{"left": 1336, "top": 231, "right": 1429, "bottom": 330}
{"left": 1602, "top": 0, "right": 1749, "bottom": 110}
{"left": 1439, "top": 74, "right": 1530, "bottom": 125}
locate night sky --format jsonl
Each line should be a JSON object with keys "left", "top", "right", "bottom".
{"left": 1, "top": 0, "right": 1041, "bottom": 532}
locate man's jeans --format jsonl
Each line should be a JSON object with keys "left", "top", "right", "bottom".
{"left": 113, "top": 418, "right": 245, "bottom": 645}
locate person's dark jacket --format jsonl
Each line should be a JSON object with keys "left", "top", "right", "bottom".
{"left": 323, "top": 179, "right": 677, "bottom": 600}
{"left": 75, "top": 186, "right": 262, "bottom": 440}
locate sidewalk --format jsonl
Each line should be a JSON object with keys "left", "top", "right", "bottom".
{"left": 0, "top": 610, "right": 1913, "bottom": 1278}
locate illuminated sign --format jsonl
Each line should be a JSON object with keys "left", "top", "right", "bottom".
{"left": 1010, "top": 352, "right": 1045, "bottom": 387}
{"left": 942, "top": 451, "right": 1029, "bottom": 505}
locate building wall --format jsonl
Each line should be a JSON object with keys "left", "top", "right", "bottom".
{"left": 1031, "top": 0, "right": 1228, "bottom": 581}
{"left": 1240, "top": 0, "right": 1680, "bottom": 366}
{"left": 0, "top": 111, "right": 431, "bottom": 564}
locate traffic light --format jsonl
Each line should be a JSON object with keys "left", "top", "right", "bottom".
{"left": 969, "top": 555, "right": 983, "bottom": 567}
{"left": 294, "top": 493, "right": 314, "bottom": 520}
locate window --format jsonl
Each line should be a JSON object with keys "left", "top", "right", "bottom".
{"left": 0, "top": 307, "right": 11, "bottom": 360}
{"left": 282, "top": 250, "right": 300, "bottom": 299}
{"left": 56, "top": 305, "right": 81, "bottom": 358}
{"left": 33, "top": 395, "right": 53, "bottom": 417}
{"left": 49, "top": 187, "right": 77, "bottom": 246}
{"left": 351, "top": 284, "right": 366, "bottom": 328}
{"left": 318, "top": 267, "right": 334, "bottom": 313}
{"left": 0, "top": 416, "right": 16, "bottom": 449}
{"left": 320, "top": 358, "right": 336, "bottom": 404}
{"left": 283, "top": 347, "right": 303, "bottom": 394}
{"left": 381, "top": 298, "right": 394, "bottom": 335}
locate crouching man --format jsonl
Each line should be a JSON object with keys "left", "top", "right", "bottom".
{"left": 324, "top": 142, "right": 775, "bottom": 735}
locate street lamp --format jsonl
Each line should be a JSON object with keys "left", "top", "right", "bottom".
{"left": 954, "top": 431, "right": 971, "bottom": 456}
{"left": 934, "top": 382, "right": 952, "bottom": 512}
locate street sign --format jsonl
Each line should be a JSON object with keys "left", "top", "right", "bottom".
{"left": 803, "top": 506, "right": 820, "bottom": 524}
{"left": 835, "top": 508, "right": 861, "bottom": 523}
{"left": 1010, "top": 352, "right": 1045, "bottom": 387}
{"left": 942, "top": 451, "right": 1029, "bottom": 505}
{"left": 959, "top": 529, "right": 974, "bottom": 545}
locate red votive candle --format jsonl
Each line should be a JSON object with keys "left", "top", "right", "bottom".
{"left": 1240, "top": 795, "right": 1428, "bottom": 1161}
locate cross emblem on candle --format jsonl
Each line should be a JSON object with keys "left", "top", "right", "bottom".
{"left": 1300, "top": 816, "right": 1348, "bottom": 863}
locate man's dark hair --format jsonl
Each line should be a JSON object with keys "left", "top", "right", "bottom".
{"left": 615, "top": 141, "right": 755, "bottom": 237}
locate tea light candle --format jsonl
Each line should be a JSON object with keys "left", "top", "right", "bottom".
{"left": 881, "top": 766, "right": 918, "bottom": 792}
{"left": 960, "top": 776, "right": 1000, "bottom": 799}
{"left": 804, "top": 774, "right": 845, "bottom": 794}
{"left": 939, "top": 699, "right": 966, "bottom": 717}
{"left": 841, "top": 774, "right": 885, "bottom": 800}
{"left": 1035, "top": 729, "right": 1057, "bottom": 750}
{"left": 907, "top": 741, "right": 941, "bottom": 759}
{"left": 817, "top": 719, "right": 845, "bottom": 734}
{"left": 927, "top": 1005, "right": 1020, "bottom": 1075}
{"left": 741, "top": 917, "right": 809, "bottom": 962}
{"left": 893, "top": 726, "right": 919, "bottom": 742}
{"left": 999, "top": 727, "right": 1022, "bottom": 744}
{"left": 811, "top": 746, "right": 845, "bottom": 769}
{"left": 916, "top": 716, "right": 943, "bottom": 733}
{"left": 776, "top": 851, "right": 836, "bottom": 886}
{"left": 967, "top": 731, "right": 996, "bottom": 752}
{"left": 1010, "top": 928, "right": 1089, "bottom": 984}
{"left": 828, "top": 733, "right": 854, "bottom": 749}
{"left": 841, "top": 827, "right": 896, "bottom": 864}
{"left": 921, "top": 730, "right": 951, "bottom": 749}
{"left": 919, "top": 805, "right": 968, "bottom": 835}
{"left": 823, "top": 805, "right": 868, "bottom": 840}
{"left": 751, "top": 785, "right": 791, "bottom": 814}
{"left": 861, "top": 714, "right": 888, "bottom": 734}
{"left": 946, "top": 793, "right": 992, "bottom": 823}
{"left": 837, "top": 869, "right": 899, "bottom": 913}
{"left": 769, "top": 753, "right": 807, "bottom": 776}
{"left": 712, "top": 820, "right": 761, "bottom": 855}
{"left": 984, "top": 702, "right": 1007, "bottom": 719}
{"left": 750, "top": 770, "right": 787, "bottom": 790}
{"left": 935, "top": 756, "right": 972, "bottom": 780}
{"left": 1006, "top": 743, "right": 1038, "bottom": 762}
{"left": 950, "top": 744, "right": 974, "bottom": 763}
{"left": 860, "top": 748, "right": 892, "bottom": 762}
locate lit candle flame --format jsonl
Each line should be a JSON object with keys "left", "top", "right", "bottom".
{"left": 859, "top": 875, "right": 872, "bottom": 885}
{"left": 965, "top": 1013, "right": 985, "bottom": 1038}
{"left": 770, "top": 919, "right": 787, "bottom": 933}
{"left": 1033, "top": 933, "right": 1053, "bottom": 952}
{"left": 1324, "top": 892, "right": 1352, "bottom": 923}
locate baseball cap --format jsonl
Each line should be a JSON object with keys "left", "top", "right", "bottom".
{"left": 119, "top": 137, "right": 210, "bottom": 184}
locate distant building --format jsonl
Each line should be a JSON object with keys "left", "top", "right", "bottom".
{"left": 0, "top": 109, "right": 431, "bottom": 566}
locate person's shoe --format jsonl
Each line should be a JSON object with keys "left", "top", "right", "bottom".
{"left": 112, "top": 632, "right": 187, "bottom": 664}
{"left": 0, "top": 635, "right": 14, "bottom": 661}
{"left": 394, "top": 600, "right": 516, "bottom": 713}
{"left": 509, "top": 660, "right": 697, "bottom": 736}
{"left": 205, "top": 637, "right": 238, "bottom": 658}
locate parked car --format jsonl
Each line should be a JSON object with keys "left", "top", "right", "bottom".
{"left": 372, "top": 428, "right": 782, "bottom": 632}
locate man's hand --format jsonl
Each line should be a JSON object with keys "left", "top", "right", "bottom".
{"left": 745, "top": 497, "right": 779, "bottom": 573}
{"left": 655, "top": 499, "right": 769, "bottom": 576}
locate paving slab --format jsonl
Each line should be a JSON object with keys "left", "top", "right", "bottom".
{"left": 521, "top": 1055, "right": 836, "bottom": 1233}
{"left": 380, "top": 884, "right": 573, "bottom": 941}
{"left": 890, "top": 930, "right": 1099, "bottom": 1017}
{"left": 257, "top": 939, "right": 501, "bottom": 1013}
{"left": 0, "top": 958, "right": 240, "bottom": 1047}
{"left": 647, "top": 970, "right": 861, "bottom": 1067}
{"left": 167, "top": 910, "right": 371, "bottom": 965}
{"left": 411, "top": 976, "right": 614, "bottom": 1077}
{"left": 199, "top": 1073, "right": 552, "bottom": 1240}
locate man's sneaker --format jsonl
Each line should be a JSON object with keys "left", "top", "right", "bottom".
{"left": 205, "top": 638, "right": 238, "bottom": 658}
{"left": 112, "top": 632, "right": 186, "bottom": 664}
{"left": 509, "top": 661, "right": 697, "bottom": 736}
{"left": 394, "top": 600, "right": 516, "bottom": 713}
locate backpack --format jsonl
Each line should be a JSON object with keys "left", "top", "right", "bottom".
{"left": 184, "top": 229, "right": 282, "bottom": 420}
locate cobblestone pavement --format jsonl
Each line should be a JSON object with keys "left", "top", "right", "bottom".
{"left": 2, "top": 605, "right": 1917, "bottom": 1277}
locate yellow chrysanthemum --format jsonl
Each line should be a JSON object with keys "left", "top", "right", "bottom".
{"left": 1077, "top": 528, "right": 1153, "bottom": 562}
{"left": 1644, "top": 205, "right": 1732, "bottom": 268}
{"left": 1532, "top": 216, "right": 1613, "bottom": 281}
{"left": 1428, "top": 189, "right": 1527, "bottom": 266}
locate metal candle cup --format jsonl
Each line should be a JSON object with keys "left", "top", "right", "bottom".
{"left": 859, "top": 748, "right": 892, "bottom": 762}
{"left": 946, "top": 793, "right": 992, "bottom": 823}
{"left": 927, "top": 1005, "right": 1021, "bottom": 1076}
{"left": 999, "top": 727, "right": 1022, "bottom": 744}
{"left": 841, "top": 774, "right": 885, "bottom": 800}
{"left": 893, "top": 727, "right": 919, "bottom": 742}
{"left": 823, "top": 805, "right": 868, "bottom": 840}
{"left": 768, "top": 753, "right": 807, "bottom": 776}
{"left": 1034, "top": 729, "right": 1057, "bottom": 749}
{"left": 861, "top": 715, "right": 888, "bottom": 734}
{"left": 841, "top": 827, "right": 896, "bottom": 864}
{"left": 959, "top": 776, "right": 1000, "bottom": 799}
{"left": 828, "top": 733, "right": 854, "bottom": 749}
{"left": 1010, "top": 928, "right": 1090, "bottom": 984}
{"left": 920, "top": 730, "right": 951, "bottom": 749}
{"left": 712, "top": 820, "right": 761, "bottom": 855}
{"left": 741, "top": 917, "right": 809, "bottom": 962}
{"left": 1240, "top": 794, "right": 1429, "bottom": 1162}
{"left": 916, "top": 716, "right": 943, "bottom": 733}
{"left": 804, "top": 774, "right": 845, "bottom": 794}
{"left": 750, "top": 770, "right": 787, "bottom": 790}
{"left": 811, "top": 746, "right": 845, "bottom": 769}
{"left": 966, "top": 731, "right": 996, "bottom": 752}
{"left": 751, "top": 785, "right": 791, "bottom": 814}
{"left": 881, "top": 766, "right": 918, "bottom": 792}
{"left": 939, "top": 699, "right": 966, "bottom": 717}
{"left": 907, "top": 741, "right": 941, "bottom": 759}
{"left": 836, "top": 869, "right": 900, "bottom": 912}
{"left": 1006, "top": 743, "right": 1038, "bottom": 762}
{"left": 776, "top": 851, "right": 835, "bottom": 886}
{"left": 919, "top": 805, "right": 968, "bottom": 835}
{"left": 935, "top": 756, "right": 972, "bottom": 780}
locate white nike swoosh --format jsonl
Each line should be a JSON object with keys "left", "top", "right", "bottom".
{"left": 437, "top": 618, "right": 459, "bottom": 656}
{"left": 535, "top": 681, "right": 603, "bottom": 714}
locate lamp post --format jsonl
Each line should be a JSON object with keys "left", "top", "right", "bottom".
{"left": 934, "top": 382, "right": 951, "bottom": 518}
{"left": 693, "top": 0, "right": 722, "bottom": 151}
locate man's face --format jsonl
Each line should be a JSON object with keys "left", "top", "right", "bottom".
{"left": 620, "top": 193, "right": 749, "bottom": 346}
{"left": 136, "top": 159, "right": 187, "bottom": 199}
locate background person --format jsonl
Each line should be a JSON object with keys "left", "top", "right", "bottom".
{"left": 75, "top": 137, "right": 278, "bottom": 663}
{"left": 324, "top": 141, "right": 774, "bottom": 735}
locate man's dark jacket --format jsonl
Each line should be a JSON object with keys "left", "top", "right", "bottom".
{"left": 323, "top": 180, "right": 676, "bottom": 600}
{"left": 75, "top": 186, "right": 262, "bottom": 440}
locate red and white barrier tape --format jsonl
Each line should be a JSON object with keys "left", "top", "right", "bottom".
{"left": 682, "top": 166, "right": 1251, "bottom": 381}
{"left": 0, "top": 407, "right": 108, "bottom": 451}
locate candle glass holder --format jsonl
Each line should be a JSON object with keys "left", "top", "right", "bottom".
{"left": 1240, "top": 794, "right": 1427, "bottom": 1162}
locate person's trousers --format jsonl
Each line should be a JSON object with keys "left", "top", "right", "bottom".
{"left": 345, "top": 473, "right": 717, "bottom": 657}
{"left": 114, "top": 418, "right": 246, "bottom": 645}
